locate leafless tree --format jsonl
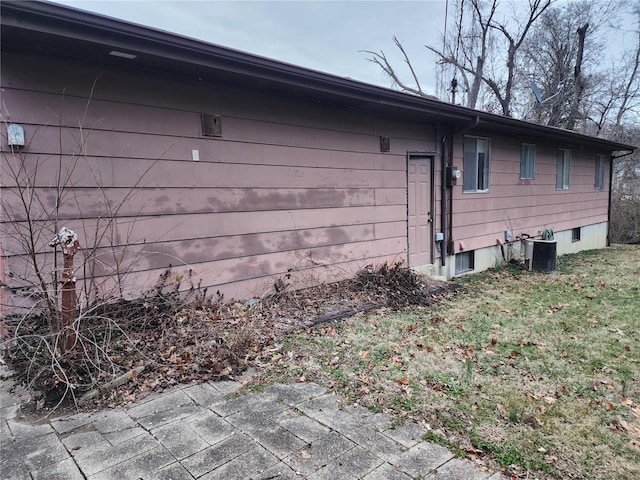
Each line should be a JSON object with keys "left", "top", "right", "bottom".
{"left": 365, "top": 0, "right": 551, "bottom": 115}
{"left": 519, "top": 1, "right": 631, "bottom": 131}
{"left": 587, "top": 30, "right": 640, "bottom": 138}
{"left": 564, "top": 23, "right": 589, "bottom": 130}
{"left": 363, "top": 0, "right": 639, "bottom": 245}
{"left": 610, "top": 3, "right": 640, "bottom": 138}
{"left": 611, "top": 142, "right": 640, "bottom": 244}
{"left": 362, "top": 0, "right": 499, "bottom": 105}
{"left": 362, "top": 36, "right": 434, "bottom": 98}
{"left": 0, "top": 90, "right": 189, "bottom": 409}
{"left": 608, "top": 3, "right": 640, "bottom": 244}
{"left": 430, "top": 0, "right": 500, "bottom": 109}
{"left": 483, "top": 0, "right": 552, "bottom": 116}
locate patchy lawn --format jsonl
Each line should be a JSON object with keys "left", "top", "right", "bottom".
{"left": 4, "top": 245, "right": 638, "bottom": 478}
{"left": 254, "top": 245, "right": 640, "bottom": 480}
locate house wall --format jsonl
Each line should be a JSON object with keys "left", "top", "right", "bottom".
{"left": 435, "top": 221, "right": 608, "bottom": 279}
{"left": 0, "top": 50, "right": 619, "bottom": 310}
{"left": 451, "top": 131, "right": 610, "bottom": 253}
{"left": 0, "top": 52, "right": 435, "bottom": 306}
{"left": 555, "top": 222, "right": 608, "bottom": 255}
{"left": 425, "top": 130, "right": 611, "bottom": 278}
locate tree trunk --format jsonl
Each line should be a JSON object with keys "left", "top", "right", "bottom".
{"left": 566, "top": 24, "right": 589, "bottom": 130}
{"left": 468, "top": 56, "right": 484, "bottom": 109}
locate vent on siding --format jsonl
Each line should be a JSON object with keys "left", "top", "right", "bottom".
{"left": 202, "top": 113, "right": 222, "bottom": 137}
{"left": 380, "top": 136, "right": 390, "bottom": 152}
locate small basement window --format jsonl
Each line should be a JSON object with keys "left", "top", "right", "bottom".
{"left": 572, "top": 227, "right": 581, "bottom": 242}
{"left": 455, "top": 251, "right": 474, "bottom": 274}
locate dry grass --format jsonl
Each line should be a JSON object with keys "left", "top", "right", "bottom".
{"left": 255, "top": 245, "right": 640, "bottom": 480}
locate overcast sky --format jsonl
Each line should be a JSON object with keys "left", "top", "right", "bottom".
{"left": 50, "top": 0, "right": 636, "bottom": 103}
{"left": 51, "top": 0, "right": 449, "bottom": 94}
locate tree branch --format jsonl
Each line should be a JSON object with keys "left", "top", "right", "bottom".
{"left": 363, "top": 47, "right": 430, "bottom": 97}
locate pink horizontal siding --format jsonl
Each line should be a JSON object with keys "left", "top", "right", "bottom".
{"left": 1, "top": 52, "right": 432, "bottom": 303}
{"left": 2, "top": 206, "right": 407, "bottom": 255}
{"left": 455, "top": 195, "right": 608, "bottom": 216}
{"left": 90, "top": 252, "right": 408, "bottom": 302}
{"left": 2, "top": 152, "right": 407, "bottom": 189}
{"left": 5, "top": 233, "right": 405, "bottom": 282}
{"left": 456, "top": 218, "right": 608, "bottom": 252}
{"left": 1, "top": 186, "right": 406, "bottom": 220}
{"left": 3, "top": 55, "right": 429, "bottom": 142}
{"left": 375, "top": 221, "right": 407, "bottom": 240}
{"left": 450, "top": 133, "right": 610, "bottom": 252}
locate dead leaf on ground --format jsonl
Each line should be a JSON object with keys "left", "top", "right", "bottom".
{"left": 390, "top": 356, "right": 404, "bottom": 367}
{"left": 619, "top": 419, "right": 640, "bottom": 436}
{"left": 524, "top": 415, "right": 543, "bottom": 428}
{"left": 298, "top": 449, "right": 311, "bottom": 459}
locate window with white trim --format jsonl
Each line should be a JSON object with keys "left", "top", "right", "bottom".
{"left": 595, "top": 154, "right": 607, "bottom": 190}
{"left": 520, "top": 143, "right": 536, "bottom": 179}
{"left": 463, "top": 136, "right": 490, "bottom": 193}
{"left": 556, "top": 149, "right": 571, "bottom": 190}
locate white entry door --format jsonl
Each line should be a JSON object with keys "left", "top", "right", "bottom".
{"left": 408, "top": 155, "right": 433, "bottom": 266}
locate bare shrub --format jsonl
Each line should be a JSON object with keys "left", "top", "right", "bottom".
{"left": 1, "top": 271, "right": 252, "bottom": 410}
{"left": 0, "top": 93, "right": 184, "bottom": 410}
{"left": 610, "top": 154, "right": 640, "bottom": 244}
{"left": 353, "top": 262, "right": 440, "bottom": 307}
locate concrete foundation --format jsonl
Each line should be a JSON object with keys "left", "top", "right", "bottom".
{"left": 418, "top": 222, "right": 608, "bottom": 280}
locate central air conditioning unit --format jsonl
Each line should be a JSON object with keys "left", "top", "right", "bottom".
{"left": 524, "top": 239, "right": 557, "bottom": 272}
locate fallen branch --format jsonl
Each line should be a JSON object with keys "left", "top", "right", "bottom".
{"left": 306, "top": 281, "right": 463, "bottom": 328}
{"left": 79, "top": 365, "right": 145, "bottom": 405}
{"left": 306, "top": 303, "right": 387, "bottom": 327}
